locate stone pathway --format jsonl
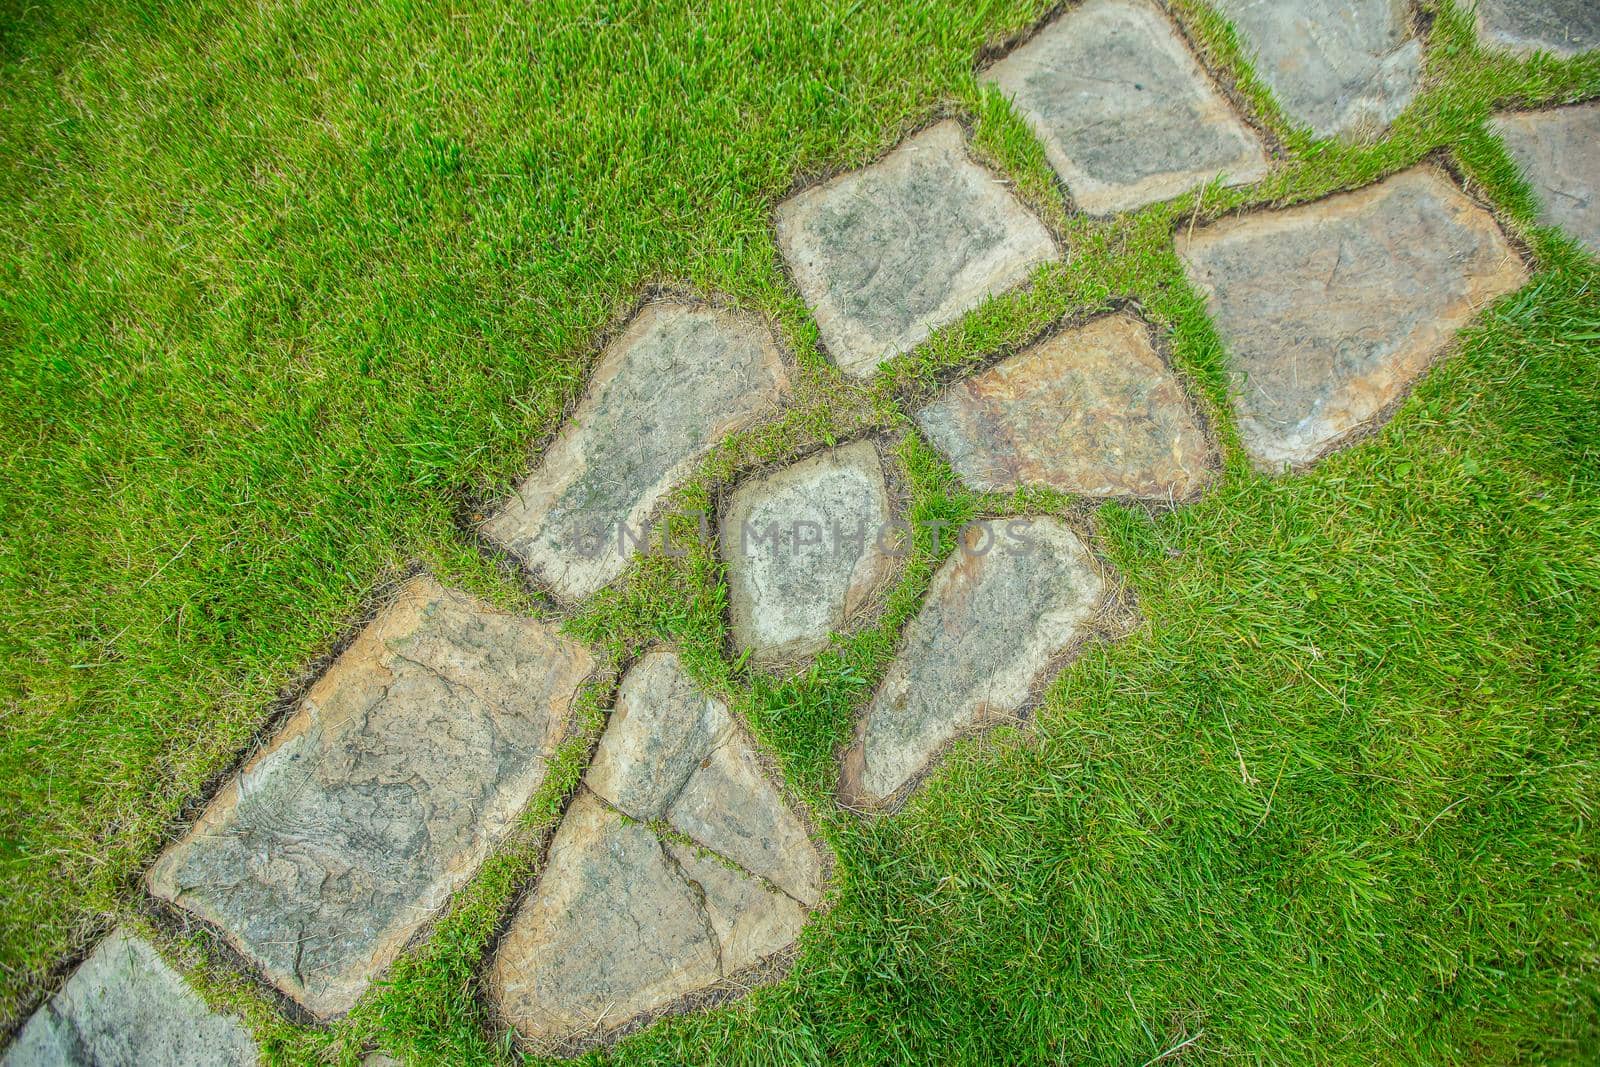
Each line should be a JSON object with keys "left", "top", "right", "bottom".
{"left": 14, "top": 4, "right": 1599, "bottom": 1061}
{"left": 1177, "top": 167, "right": 1528, "bottom": 470}
{"left": 489, "top": 651, "right": 823, "bottom": 1049}
{"left": 775, "top": 120, "right": 1058, "bottom": 377}
{"left": 916, "top": 313, "right": 1216, "bottom": 500}
{"left": 981, "top": 0, "right": 1268, "bottom": 215}
{"left": 1210, "top": 0, "right": 1422, "bottom": 138}
{"left": 1493, "top": 103, "right": 1600, "bottom": 255}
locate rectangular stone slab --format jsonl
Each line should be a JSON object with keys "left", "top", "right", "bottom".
{"left": 981, "top": 0, "right": 1269, "bottom": 215}
{"left": 146, "top": 576, "right": 596, "bottom": 1018}
{"left": 1177, "top": 167, "right": 1528, "bottom": 470}
{"left": 1493, "top": 103, "right": 1600, "bottom": 255}
{"left": 482, "top": 300, "right": 788, "bottom": 602}
{"left": 1476, "top": 0, "right": 1600, "bottom": 57}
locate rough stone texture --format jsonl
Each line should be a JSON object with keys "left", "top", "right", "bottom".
{"left": 482, "top": 301, "right": 788, "bottom": 601}
{"left": 1177, "top": 167, "right": 1527, "bottom": 470}
{"left": 840, "top": 519, "right": 1107, "bottom": 808}
{"left": 147, "top": 576, "right": 596, "bottom": 1018}
{"left": 775, "top": 120, "right": 1058, "bottom": 377}
{"left": 916, "top": 314, "right": 1215, "bottom": 500}
{"left": 981, "top": 0, "right": 1269, "bottom": 215}
{"left": 720, "top": 441, "right": 898, "bottom": 666}
{"left": 1211, "top": 0, "right": 1422, "bottom": 138}
{"left": 1477, "top": 0, "right": 1600, "bottom": 57}
{"left": 3, "top": 928, "right": 257, "bottom": 1067}
{"left": 1493, "top": 103, "right": 1600, "bottom": 255}
{"left": 490, "top": 651, "right": 823, "bottom": 1047}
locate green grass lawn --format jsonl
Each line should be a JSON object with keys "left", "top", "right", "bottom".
{"left": 3, "top": 0, "right": 1599, "bottom": 1062}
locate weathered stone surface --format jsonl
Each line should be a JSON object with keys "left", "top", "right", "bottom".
{"left": 147, "top": 576, "right": 596, "bottom": 1018}
{"left": 1177, "top": 167, "right": 1527, "bottom": 470}
{"left": 482, "top": 301, "right": 788, "bottom": 601}
{"left": 1211, "top": 0, "right": 1422, "bottom": 138}
{"left": 1477, "top": 0, "right": 1600, "bottom": 57}
{"left": 981, "top": 0, "right": 1269, "bottom": 215}
{"left": 3, "top": 928, "right": 257, "bottom": 1067}
{"left": 916, "top": 314, "right": 1215, "bottom": 500}
{"left": 1493, "top": 103, "right": 1600, "bottom": 255}
{"left": 720, "top": 441, "right": 898, "bottom": 666}
{"left": 491, "top": 652, "right": 821, "bottom": 1047}
{"left": 775, "top": 120, "right": 1058, "bottom": 377}
{"left": 840, "top": 519, "right": 1107, "bottom": 808}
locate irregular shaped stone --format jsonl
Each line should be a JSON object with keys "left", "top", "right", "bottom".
{"left": 1493, "top": 103, "right": 1600, "bottom": 255}
{"left": 719, "top": 441, "right": 898, "bottom": 666}
{"left": 775, "top": 120, "right": 1058, "bottom": 377}
{"left": 840, "top": 519, "right": 1108, "bottom": 808}
{"left": 482, "top": 301, "right": 788, "bottom": 601}
{"left": 916, "top": 314, "right": 1215, "bottom": 500}
{"left": 981, "top": 0, "right": 1269, "bottom": 214}
{"left": 1177, "top": 167, "right": 1527, "bottom": 470}
{"left": 147, "top": 576, "right": 596, "bottom": 1018}
{"left": 1211, "top": 0, "right": 1422, "bottom": 138}
{"left": 3, "top": 928, "right": 257, "bottom": 1067}
{"left": 1476, "top": 0, "right": 1600, "bottom": 57}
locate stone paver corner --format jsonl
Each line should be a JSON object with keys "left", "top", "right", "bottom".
{"left": 1475, "top": 0, "right": 1600, "bottom": 58}
{"left": 982, "top": 0, "right": 1269, "bottom": 215}
{"left": 775, "top": 119, "right": 1058, "bottom": 378}
{"left": 146, "top": 575, "right": 596, "bottom": 1018}
{"left": 1492, "top": 102, "right": 1600, "bottom": 256}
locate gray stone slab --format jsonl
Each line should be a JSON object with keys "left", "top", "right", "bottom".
{"left": 775, "top": 120, "right": 1058, "bottom": 377}
{"left": 719, "top": 441, "right": 898, "bottom": 666}
{"left": 1211, "top": 0, "right": 1422, "bottom": 138}
{"left": 840, "top": 518, "right": 1107, "bottom": 808}
{"left": 981, "top": 0, "right": 1269, "bottom": 215}
{"left": 147, "top": 576, "right": 596, "bottom": 1018}
{"left": 491, "top": 653, "right": 821, "bottom": 1047}
{"left": 1493, "top": 103, "right": 1600, "bottom": 255}
{"left": 482, "top": 301, "right": 788, "bottom": 602}
{"left": 4, "top": 928, "right": 257, "bottom": 1067}
{"left": 1177, "top": 167, "right": 1527, "bottom": 470}
{"left": 1477, "top": 0, "right": 1600, "bottom": 57}
{"left": 916, "top": 313, "right": 1216, "bottom": 500}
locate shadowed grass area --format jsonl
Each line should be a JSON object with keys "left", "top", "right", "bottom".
{"left": 2, "top": 0, "right": 1598, "bottom": 1062}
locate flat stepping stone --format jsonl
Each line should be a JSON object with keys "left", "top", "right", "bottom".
{"left": 775, "top": 120, "right": 1057, "bottom": 378}
{"left": 4, "top": 928, "right": 258, "bottom": 1067}
{"left": 1177, "top": 167, "right": 1527, "bottom": 469}
{"left": 1493, "top": 103, "right": 1600, "bottom": 255}
{"left": 916, "top": 313, "right": 1216, "bottom": 500}
{"left": 490, "top": 651, "right": 824, "bottom": 1048}
{"left": 839, "top": 519, "right": 1108, "bottom": 808}
{"left": 1210, "top": 0, "right": 1422, "bottom": 138}
{"left": 719, "top": 440, "right": 898, "bottom": 666}
{"left": 1476, "top": 0, "right": 1600, "bottom": 57}
{"left": 981, "top": 0, "right": 1269, "bottom": 215}
{"left": 147, "top": 576, "right": 596, "bottom": 1018}
{"left": 483, "top": 301, "right": 788, "bottom": 602}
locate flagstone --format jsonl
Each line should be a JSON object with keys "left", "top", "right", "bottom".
{"left": 146, "top": 576, "right": 596, "bottom": 1018}
{"left": 719, "top": 441, "right": 898, "bottom": 667}
{"left": 981, "top": 0, "right": 1269, "bottom": 215}
{"left": 1210, "top": 0, "right": 1422, "bottom": 138}
{"left": 1177, "top": 167, "right": 1527, "bottom": 470}
{"left": 916, "top": 313, "right": 1215, "bottom": 500}
{"left": 775, "top": 120, "right": 1057, "bottom": 378}
{"left": 1492, "top": 103, "right": 1600, "bottom": 255}
{"left": 839, "top": 519, "right": 1108, "bottom": 808}
{"left": 1476, "top": 0, "right": 1600, "bottom": 57}
{"left": 3, "top": 929, "right": 258, "bottom": 1067}
{"left": 482, "top": 300, "right": 788, "bottom": 602}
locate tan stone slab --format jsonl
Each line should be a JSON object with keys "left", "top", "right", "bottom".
{"left": 720, "top": 441, "right": 899, "bottom": 666}
{"left": 482, "top": 300, "right": 788, "bottom": 602}
{"left": 147, "top": 576, "right": 596, "bottom": 1018}
{"left": 982, "top": 0, "right": 1269, "bottom": 215}
{"left": 840, "top": 519, "right": 1108, "bottom": 808}
{"left": 1177, "top": 167, "right": 1528, "bottom": 470}
{"left": 1493, "top": 103, "right": 1600, "bottom": 255}
{"left": 776, "top": 120, "right": 1058, "bottom": 377}
{"left": 916, "top": 314, "right": 1216, "bottom": 500}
